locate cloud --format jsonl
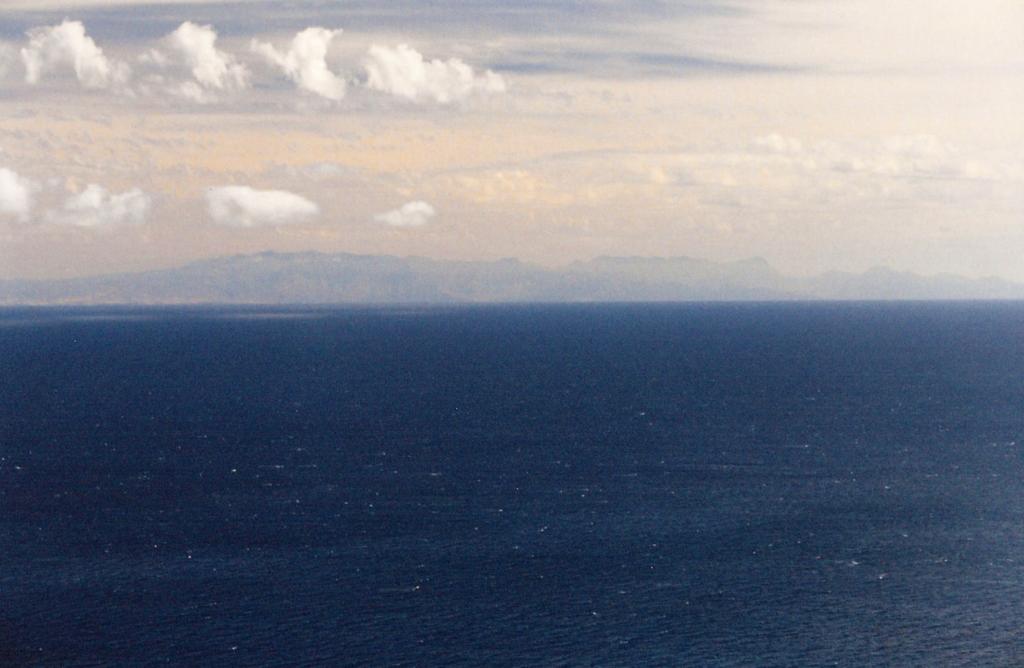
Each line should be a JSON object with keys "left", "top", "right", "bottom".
{"left": 0, "top": 167, "right": 36, "bottom": 222}
{"left": 749, "top": 0, "right": 1024, "bottom": 74}
{"left": 138, "top": 47, "right": 170, "bottom": 68}
{"left": 752, "top": 134, "right": 804, "bottom": 155}
{"left": 446, "top": 170, "right": 561, "bottom": 205}
{"left": 364, "top": 44, "right": 505, "bottom": 103}
{"left": 206, "top": 186, "right": 319, "bottom": 227}
{"left": 166, "top": 21, "right": 249, "bottom": 92}
{"left": 172, "top": 80, "right": 210, "bottom": 103}
{"left": 0, "top": 43, "right": 16, "bottom": 80}
{"left": 796, "top": 134, "right": 988, "bottom": 181}
{"left": 252, "top": 27, "right": 347, "bottom": 101}
{"left": 653, "top": 134, "right": 1013, "bottom": 187}
{"left": 265, "top": 161, "right": 362, "bottom": 181}
{"left": 374, "top": 200, "right": 436, "bottom": 227}
{"left": 47, "top": 184, "right": 151, "bottom": 228}
{"left": 20, "top": 20, "right": 129, "bottom": 89}
{"left": 625, "top": 133, "right": 1023, "bottom": 217}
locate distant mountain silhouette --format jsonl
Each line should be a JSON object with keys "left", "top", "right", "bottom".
{"left": 2, "top": 251, "right": 1022, "bottom": 304}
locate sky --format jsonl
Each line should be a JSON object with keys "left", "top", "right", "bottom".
{"left": 0, "top": 0, "right": 1021, "bottom": 281}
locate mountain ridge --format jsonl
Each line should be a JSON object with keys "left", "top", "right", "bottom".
{"left": 2, "top": 251, "right": 1022, "bottom": 304}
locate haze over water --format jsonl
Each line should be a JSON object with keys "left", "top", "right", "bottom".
{"left": 3, "top": 303, "right": 1024, "bottom": 665}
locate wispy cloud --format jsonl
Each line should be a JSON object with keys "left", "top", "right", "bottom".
{"left": 0, "top": 1, "right": 771, "bottom": 83}
{"left": 0, "top": 1, "right": 741, "bottom": 41}
{"left": 0, "top": 42, "right": 16, "bottom": 79}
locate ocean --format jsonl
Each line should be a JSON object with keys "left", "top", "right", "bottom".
{"left": 2, "top": 303, "right": 1024, "bottom": 666}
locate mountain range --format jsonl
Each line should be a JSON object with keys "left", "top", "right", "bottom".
{"left": 2, "top": 251, "right": 1022, "bottom": 304}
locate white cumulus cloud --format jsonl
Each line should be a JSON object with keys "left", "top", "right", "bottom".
{"left": 374, "top": 200, "right": 436, "bottom": 227}
{"left": 206, "top": 186, "right": 319, "bottom": 227}
{"left": 0, "top": 167, "right": 36, "bottom": 222}
{"left": 166, "top": 21, "right": 249, "bottom": 92}
{"left": 364, "top": 44, "right": 505, "bottom": 104}
{"left": 252, "top": 27, "right": 347, "bottom": 101}
{"left": 21, "top": 20, "right": 129, "bottom": 89}
{"left": 47, "top": 184, "right": 151, "bottom": 228}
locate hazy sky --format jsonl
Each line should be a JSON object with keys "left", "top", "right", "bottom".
{"left": 1, "top": 0, "right": 1021, "bottom": 280}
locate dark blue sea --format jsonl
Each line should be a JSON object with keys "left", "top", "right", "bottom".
{"left": 3, "top": 303, "right": 1024, "bottom": 666}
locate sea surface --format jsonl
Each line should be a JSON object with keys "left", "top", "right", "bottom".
{"left": 2, "top": 303, "right": 1024, "bottom": 666}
